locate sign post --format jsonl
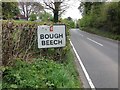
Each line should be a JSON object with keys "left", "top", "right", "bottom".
{"left": 37, "top": 24, "right": 66, "bottom": 48}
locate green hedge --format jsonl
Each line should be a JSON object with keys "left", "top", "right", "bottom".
{"left": 2, "top": 20, "right": 70, "bottom": 66}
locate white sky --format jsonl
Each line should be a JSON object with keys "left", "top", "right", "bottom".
{"left": 61, "top": 0, "right": 82, "bottom": 20}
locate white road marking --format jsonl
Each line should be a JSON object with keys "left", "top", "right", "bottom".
{"left": 70, "top": 40, "right": 96, "bottom": 90}
{"left": 87, "top": 38, "right": 103, "bottom": 47}
{"left": 79, "top": 34, "right": 83, "bottom": 37}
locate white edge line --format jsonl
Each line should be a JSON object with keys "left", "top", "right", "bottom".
{"left": 87, "top": 38, "right": 103, "bottom": 47}
{"left": 70, "top": 40, "right": 96, "bottom": 90}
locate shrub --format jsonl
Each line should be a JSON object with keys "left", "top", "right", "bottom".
{"left": 29, "top": 13, "right": 37, "bottom": 21}
{"left": 2, "top": 56, "right": 80, "bottom": 89}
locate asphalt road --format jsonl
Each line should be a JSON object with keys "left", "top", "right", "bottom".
{"left": 70, "top": 29, "right": 118, "bottom": 88}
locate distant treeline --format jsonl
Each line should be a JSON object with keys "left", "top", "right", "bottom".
{"left": 78, "top": 2, "right": 120, "bottom": 40}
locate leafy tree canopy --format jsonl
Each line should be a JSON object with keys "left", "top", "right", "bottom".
{"left": 39, "top": 11, "right": 53, "bottom": 22}
{"left": 2, "top": 2, "right": 20, "bottom": 19}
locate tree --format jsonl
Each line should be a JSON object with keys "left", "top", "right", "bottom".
{"left": 29, "top": 13, "right": 37, "bottom": 21}
{"left": 67, "top": 17, "right": 72, "bottom": 21}
{"left": 78, "top": 2, "right": 93, "bottom": 15}
{"left": 78, "top": 1, "right": 105, "bottom": 15}
{"left": 44, "top": 0, "right": 69, "bottom": 23}
{"left": 39, "top": 11, "right": 53, "bottom": 22}
{"left": 62, "top": 17, "right": 75, "bottom": 28}
{"left": 78, "top": 2, "right": 106, "bottom": 28}
{"left": 2, "top": 2, "right": 20, "bottom": 19}
{"left": 19, "top": 1, "right": 44, "bottom": 20}
{"left": 78, "top": 1, "right": 120, "bottom": 36}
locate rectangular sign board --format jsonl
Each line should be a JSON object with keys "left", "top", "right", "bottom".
{"left": 37, "top": 24, "right": 66, "bottom": 48}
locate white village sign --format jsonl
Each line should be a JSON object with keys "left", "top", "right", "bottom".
{"left": 37, "top": 24, "right": 66, "bottom": 48}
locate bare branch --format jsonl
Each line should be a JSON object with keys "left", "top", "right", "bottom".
{"left": 59, "top": 9, "right": 66, "bottom": 16}
{"left": 44, "top": 1, "right": 55, "bottom": 10}
{"left": 19, "top": 1, "right": 43, "bottom": 20}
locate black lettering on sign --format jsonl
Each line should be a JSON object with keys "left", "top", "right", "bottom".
{"left": 41, "top": 40, "right": 63, "bottom": 46}
{"left": 42, "top": 41, "right": 45, "bottom": 45}
{"left": 54, "top": 40, "right": 58, "bottom": 45}
{"left": 40, "top": 34, "right": 63, "bottom": 40}
{"left": 50, "top": 40, "right": 53, "bottom": 45}
{"left": 46, "top": 40, "right": 49, "bottom": 45}
{"left": 45, "top": 34, "right": 49, "bottom": 39}
{"left": 58, "top": 40, "right": 62, "bottom": 44}
{"left": 54, "top": 34, "right": 59, "bottom": 38}
{"left": 49, "top": 34, "right": 54, "bottom": 39}
{"left": 40, "top": 34, "right": 44, "bottom": 39}
{"left": 59, "top": 34, "right": 63, "bottom": 38}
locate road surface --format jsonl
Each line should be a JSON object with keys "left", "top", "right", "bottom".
{"left": 70, "top": 29, "right": 118, "bottom": 88}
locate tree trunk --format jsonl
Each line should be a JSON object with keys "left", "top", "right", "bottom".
{"left": 53, "top": 2, "right": 61, "bottom": 23}
{"left": 26, "top": 14, "right": 29, "bottom": 21}
{"left": 54, "top": 10, "right": 58, "bottom": 23}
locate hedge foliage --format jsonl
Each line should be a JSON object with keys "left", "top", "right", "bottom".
{"left": 2, "top": 20, "right": 70, "bottom": 66}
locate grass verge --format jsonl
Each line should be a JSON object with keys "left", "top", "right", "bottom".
{"left": 1, "top": 50, "right": 82, "bottom": 89}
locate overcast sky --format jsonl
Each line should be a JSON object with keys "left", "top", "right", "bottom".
{"left": 61, "top": 0, "right": 82, "bottom": 20}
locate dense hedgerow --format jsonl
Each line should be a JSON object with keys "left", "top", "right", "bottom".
{"left": 2, "top": 20, "right": 70, "bottom": 66}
